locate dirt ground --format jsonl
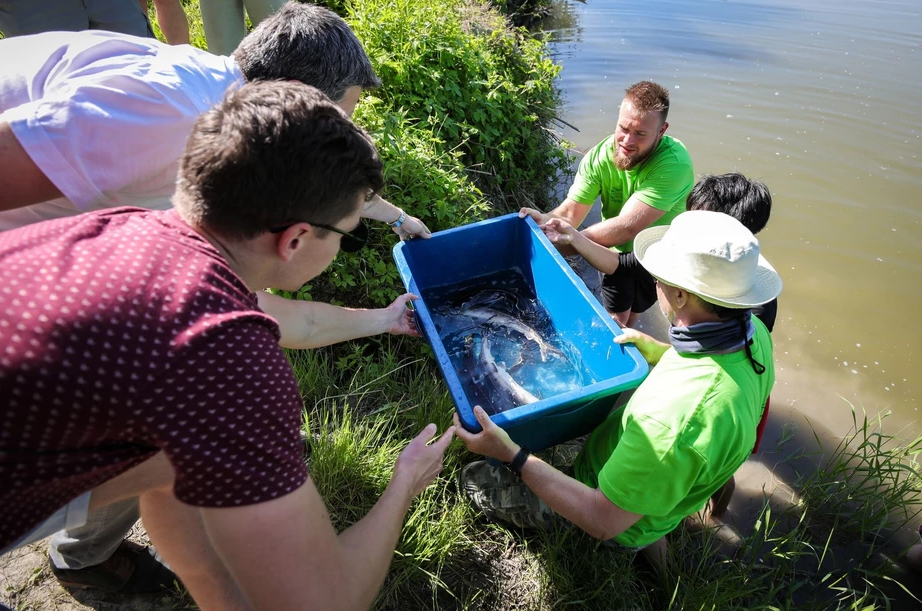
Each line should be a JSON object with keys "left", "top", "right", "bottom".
{"left": 0, "top": 526, "right": 193, "bottom": 611}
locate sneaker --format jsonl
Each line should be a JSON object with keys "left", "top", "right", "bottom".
{"left": 50, "top": 540, "right": 179, "bottom": 594}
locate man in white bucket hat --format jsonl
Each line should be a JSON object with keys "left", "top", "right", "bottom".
{"left": 455, "top": 210, "right": 781, "bottom": 566}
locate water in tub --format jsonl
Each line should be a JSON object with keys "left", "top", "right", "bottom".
{"left": 427, "top": 270, "right": 595, "bottom": 415}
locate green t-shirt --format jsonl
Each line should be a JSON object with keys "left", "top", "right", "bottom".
{"left": 573, "top": 317, "right": 774, "bottom": 548}
{"left": 566, "top": 134, "right": 694, "bottom": 252}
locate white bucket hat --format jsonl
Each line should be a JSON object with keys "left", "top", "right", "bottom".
{"left": 633, "top": 210, "right": 782, "bottom": 309}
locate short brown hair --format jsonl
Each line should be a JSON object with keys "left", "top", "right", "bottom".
{"left": 624, "top": 81, "right": 670, "bottom": 123}
{"left": 234, "top": 2, "right": 381, "bottom": 102}
{"left": 176, "top": 81, "right": 383, "bottom": 240}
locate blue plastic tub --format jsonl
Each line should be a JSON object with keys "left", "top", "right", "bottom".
{"left": 392, "top": 213, "right": 648, "bottom": 451}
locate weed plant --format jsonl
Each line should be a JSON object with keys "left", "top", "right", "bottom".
{"left": 303, "top": 0, "right": 568, "bottom": 309}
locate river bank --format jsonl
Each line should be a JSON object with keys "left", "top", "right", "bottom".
{"left": 1, "top": 0, "right": 920, "bottom": 609}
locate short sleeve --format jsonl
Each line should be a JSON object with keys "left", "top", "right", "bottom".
{"left": 596, "top": 413, "right": 705, "bottom": 517}
{"left": 2, "top": 76, "right": 202, "bottom": 210}
{"left": 566, "top": 140, "right": 607, "bottom": 205}
{"left": 631, "top": 152, "right": 694, "bottom": 212}
{"left": 143, "top": 321, "right": 308, "bottom": 508}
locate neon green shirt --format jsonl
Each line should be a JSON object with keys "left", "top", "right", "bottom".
{"left": 566, "top": 134, "right": 694, "bottom": 252}
{"left": 573, "top": 318, "right": 774, "bottom": 548}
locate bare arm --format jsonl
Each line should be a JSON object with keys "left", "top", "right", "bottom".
{"left": 581, "top": 195, "right": 665, "bottom": 248}
{"left": 0, "top": 121, "right": 62, "bottom": 210}
{"left": 455, "top": 407, "right": 642, "bottom": 541}
{"left": 363, "top": 193, "right": 431, "bottom": 239}
{"left": 519, "top": 452, "right": 643, "bottom": 540}
{"left": 519, "top": 197, "right": 592, "bottom": 229}
{"left": 542, "top": 218, "right": 620, "bottom": 275}
{"left": 149, "top": 0, "right": 190, "bottom": 45}
{"left": 202, "top": 425, "right": 454, "bottom": 611}
{"left": 520, "top": 198, "right": 592, "bottom": 256}
{"left": 257, "top": 291, "right": 418, "bottom": 350}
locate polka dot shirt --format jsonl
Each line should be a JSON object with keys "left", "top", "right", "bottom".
{"left": 0, "top": 208, "right": 308, "bottom": 550}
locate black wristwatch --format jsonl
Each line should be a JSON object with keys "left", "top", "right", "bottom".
{"left": 504, "top": 447, "right": 531, "bottom": 477}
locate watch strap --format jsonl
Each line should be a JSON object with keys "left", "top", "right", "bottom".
{"left": 390, "top": 210, "right": 407, "bottom": 228}
{"left": 505, "top": 447, "right": 530, "bottom": 477}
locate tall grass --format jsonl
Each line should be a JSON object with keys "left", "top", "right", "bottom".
{"left": 289, "top": 342, "right": 921, "bottom": 610}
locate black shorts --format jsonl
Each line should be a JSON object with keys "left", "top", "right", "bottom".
{"left": 751, "top": 298, "right": 778, "bottom": 333}
{"left": 601, "top": 251, "right": 657, "bottom": 314}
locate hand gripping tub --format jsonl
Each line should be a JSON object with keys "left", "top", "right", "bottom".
{"left": 392, "top": 214, "right": 648, "bottom": 451}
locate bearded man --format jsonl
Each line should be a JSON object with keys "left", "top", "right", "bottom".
{"left": 520, "top": 80, "right": 693, "bottom": 327}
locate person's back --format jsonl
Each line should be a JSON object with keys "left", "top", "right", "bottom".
{"left": 574, "top": 315, "right": 774, "bottom": 547}
{"left": 0, "top": 30, "right": 241, "bottom": 230}
{"left": 1, "top": 82, "right": 455, "bottom": 610}
{"left": 0, "top": 206, "right": 306, "bottom": 550}
{"left": 0, "top": 2, "right": 386, "bottom": 233}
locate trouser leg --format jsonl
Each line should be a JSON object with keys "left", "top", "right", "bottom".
{"left": 0, "top": 0, "right": 90, "bottom": 36}
{"left": 199, "top": 0, "right": 247, "bottom": 55}
{"left": 86, "top": 0, "right": 154, "bottom": 37}
{"left": 460, "top": 460, "right": 561, "bottom": 531}
{"left": 241, "top": 0, "right": 285, "bottom": 27}
{"left": 49, "top": 497, "right": 140, "bottom": 570}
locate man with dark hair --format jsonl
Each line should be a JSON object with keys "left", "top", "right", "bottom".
{"left": 0, "top": 1, "right": 428, "bottom": 240}
{"left": 520, "top": 80, "right": 693, "bottom": 327}
{"left": 0, "top": 81, "right": 455, "bottom": 610}
{"left": 457, "top": 211, "right": 780, "bottom": 568}
{"left": 0, "top": 2, "right": 429, "bottom": 592}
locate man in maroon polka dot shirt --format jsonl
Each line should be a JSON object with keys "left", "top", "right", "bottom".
{"left": 0, "top": 81, "right": 455, "bottom": 610}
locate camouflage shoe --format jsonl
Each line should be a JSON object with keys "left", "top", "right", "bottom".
{"left": 460, "top": 460, "right": 559, "bottom": 531}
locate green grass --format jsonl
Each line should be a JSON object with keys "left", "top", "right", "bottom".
{"left": 144, "top": 2, "right": 922, "bottom": 609}
{"left": 294, "top": 347, "right": 921, "bottom": 610}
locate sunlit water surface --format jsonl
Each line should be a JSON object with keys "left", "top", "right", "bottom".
{"left": 540, "top": 0, "right": 921, "bottom": 441}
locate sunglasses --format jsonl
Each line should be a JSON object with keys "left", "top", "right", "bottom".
{"left": 269, "top": 219, "right": 369, "bottom": 253}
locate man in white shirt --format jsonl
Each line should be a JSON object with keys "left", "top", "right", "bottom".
{"left": 0, "top": 1, "right": 430, "bottom": 595}
{"left": 0, "top": 1, "right": 430, "bottom": 239}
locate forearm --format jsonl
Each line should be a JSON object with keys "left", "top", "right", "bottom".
{"left": 548, "top": 198, "right": 591, "bottom": 228}
{"left": 152, "top": 0, "right": 190, "bottom": 45}
{"left": 0, "top": 121, "right": 62, "bottom": 209}
{"left": 581, "top": 217, "right": 639, "bottom": 248}
{"left": 582, "top": 199, "right": 665, "bottom": 248}
{"left": 336, "top": 478, "right": 415, "bottom": 610}
{"left": 258, "top": 292, "right": 393, "bottom": 349}
{"left": 569, "top": 232, "right": 620, "bottom": 275}
{"left": 362, "top": 194, "right": 402, "bottom": 224}
{"left": 287, "top": 301, "right": 391, "bottom": 349}
{"left": 518, "top": 455, "right": 617, "bottom": 540}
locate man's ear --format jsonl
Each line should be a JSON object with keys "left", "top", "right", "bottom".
{"left": 275, "top": 223, "right": 311, "bottom": 262}
{"left": 659, "top": 121, "right": 669, "bottom": 138}
{"left": 672, "top": 286, "right": 690, "bottom": 309}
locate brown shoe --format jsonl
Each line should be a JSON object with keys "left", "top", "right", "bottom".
{"left": 50, "top": 540, "right": 179, "bottom": 594}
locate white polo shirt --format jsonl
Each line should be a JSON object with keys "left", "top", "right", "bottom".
{"left": 0, "top": 31, "right": 244, "bottom": 231}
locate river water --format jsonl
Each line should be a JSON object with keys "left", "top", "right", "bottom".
{"left": 539, "top": 0, "right": 922, "bottom": 442}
